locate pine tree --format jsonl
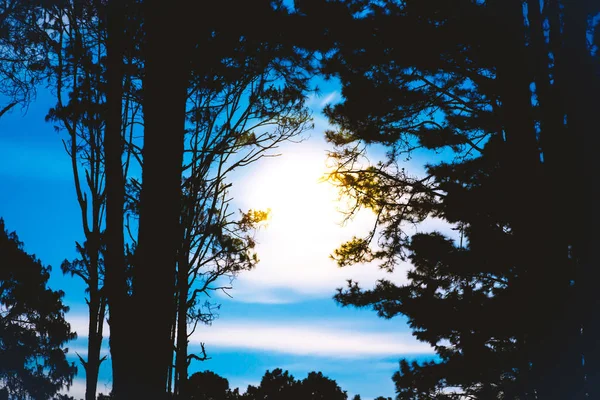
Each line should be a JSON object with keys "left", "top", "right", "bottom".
{"left": 323, "top": 0, "right": 599, "bottom": 398}
{"left": 0, "top": 219, "right": 77, "bottom": 399}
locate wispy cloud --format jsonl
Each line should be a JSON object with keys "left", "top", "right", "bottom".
{"left": 68, "top": 314, "right": 110, "bottom": 337}
{"left": 319, "top": 91, "right": 339, "bottom": 107}
{"left": 189, "top": 320, "right": 433, "bottom": 358}
{"left": 66, "top": 313, "right": 433, "bottom": 360}
{"left": 305, "top": 90, "right": 340, "bottom": 110}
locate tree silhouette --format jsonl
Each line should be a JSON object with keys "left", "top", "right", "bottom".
{"left": 170, "top": 3, "right": 313, "bottom": 391}
{"left": 323, "top": 0, "right": 598, "bottom": 398}
{"left": 187, "top": 371, "right": 232, "bottom": 400}
{"left": 0, "top": 1, "right": 314, "bottom": 397}
{"left": 42, "top": 2, "right": 112, "bottom": 397}
{"left": 297, "top": 371, "right": 347, "bottom": 400}
{"left": 0, "top": 219, "right": 77, "bottom": 399}
{"left": 185, "top": 369, "right": 354, "bottom": 400}
{"left": 244, "top": 369, "right": 300, "bottom": 400}
{"left": 97, "top": 1, "right": 317, "bottom": 398}
{"left": 242, "top": 369, "right": 347, "bottom": 400}
{"left": 0, "top": 0, "right": 53, "bottom": 117}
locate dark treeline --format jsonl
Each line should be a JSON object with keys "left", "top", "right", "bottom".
{"left": 1, "top": 0, "right": 598, "bottom": 399}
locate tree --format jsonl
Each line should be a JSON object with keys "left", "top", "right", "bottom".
{"left": 170, "top": 3, "right": 314, "bottom": 392}
{"left": 2, "top": 1, "right": 349, "bottom": 398}
{"left": 97, "top": 1, "right": 317, "bottom": 398}
{"left": 323, "top": 0, "right": 598, "bottom": 398}
{"left": 187, "top": 371, "right": 232, "bottom": 400}
{"left": 43, "top": 2, "right": 113, "bottom": 398}
{"left": 0, "top": 218, "right": 77, "bottom": 399}
{"left": 242, "top": 369, "right": 347, "bottom": 400}
{"left": 0, "top": 0, "right": 53, "bottom": 118}
{"left": 243, "top": 369, "right": 300, "bottom": 400}
{"left": 297, "top": 371, "right": 347, "bottom": 400}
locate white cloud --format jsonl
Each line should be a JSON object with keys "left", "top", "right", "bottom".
{"left": 68, "top": 314, "right": 110, "bottom": 337}
{"left": 188, "top": 320, "right": 433, "bottom": 358}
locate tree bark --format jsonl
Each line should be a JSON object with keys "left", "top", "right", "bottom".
{"left": 134, "top": 1, "right": 191, "bottom": 397}
{"left": 85, "top": 241, "right": 103, "bottom": 400}
{"left": 561, "top": 1, "right": 600, "bottom": 397}
{"left": 175, "top": 252, "right": 190, "bottom": 398}
{"left": 529, "top": 0, "right": 585, "bottom": 397}
{"left": 104, "top": 0, "right": 132, "bottom": 398}
{"left": 491, "top": 1, "right": 559, "bottom": 397}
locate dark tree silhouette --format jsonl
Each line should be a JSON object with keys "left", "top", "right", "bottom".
{"left": 0, "top": 0, "right": 53, "bottom": 117}
{"left": 244, "top": 369, "right": 300, "bottom": 400}
{"left": 322, "top": 0, "right": 599, "bottom": 398}
{"left": 169, "top": 2, "right": 314, "bottom": 393}
{"left": 43, "top": 2, "right": 112, "bottom": 397}
{"left": 0, "top": 219, "right": 77, "bottom": 399}
{"left": 187, "top": 371, "right": 233, "bottom": 400}
{"left": 98, "top": 1, "right": 317, "bottom": 398}
{"left": 297, "top": 371, "right": 348, "bottom": 400}
{"left": 242, "top": 369, "right": 347, "bottom": 400}
{"left": 0, "top": 1, "right": 314, "bottom": 397}
{"left": 102, "top": 0, "right": 134, "bottom": 398}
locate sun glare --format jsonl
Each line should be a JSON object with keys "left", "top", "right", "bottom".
{"left": 244, "top": 150, "right": 342, "bottom": 236}
{"left": 230, "top": 143, "right": 382, "bottom": 298}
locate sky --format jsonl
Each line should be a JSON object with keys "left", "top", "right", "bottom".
{"left": 0, "top": 80, "right": 444, "bottom": 399}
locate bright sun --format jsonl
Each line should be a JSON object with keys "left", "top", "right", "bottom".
{"left": 230, "top": 142, "right": 383, "bottom": 300}
{"left": 243, "top": 149, "right": 342, "bottom": 235}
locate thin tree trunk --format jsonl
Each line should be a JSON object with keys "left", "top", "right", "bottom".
{"left": 104, "top": 0, "right": 131, "bottom": 398}
{"left": 167, "top": 286, "right": 178, "bottom": 395}
{"left": 175, "top": 253, "right": 190, "bottom": 398}
{"left": 85, "top": 244, "right": 101, "bottom": 400}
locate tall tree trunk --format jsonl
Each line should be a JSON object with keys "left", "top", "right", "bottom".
{"left": 104, "top": 0, "right": 132, "bottom": 398}
{"left": 175, "top": 253, "right": 190, "bottom": 398}
{"left": 134, "top": 1, "right": 190, "bottom": 397}
{"left": 561, "top": 1, "right": 600, "bottom": 397}
{"left": 528, "top": 0, "right": 585, "bottom": 397}
{"left": 491, "top": 1, "right": 557, "bottom": 397}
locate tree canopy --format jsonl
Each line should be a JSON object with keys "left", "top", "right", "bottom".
{"left": 187, "top": 369, "right": 349, "bottom": 400}
{"left": 324, "top": 0, "right": 598, "bottom": 398}
{"left": 0, "top": 219, "right": 77, "bottom": 399}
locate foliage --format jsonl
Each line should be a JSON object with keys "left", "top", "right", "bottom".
{"left": 0, "top": 0, "right": 54, "bottom": 116}
{"left": 187, "top": 369, "right": 349, "bottom": 400}
{"left": 188, "top": 371, "right": 234, "bottom": 400}
{"left": 0, "top": 219, "right": 77, "bottom": 399}
{"left": 324, "top": 0, "right": 598, "bottom": 398}
{"left": 242, "top": 369, "right": 347, "bottom": 400}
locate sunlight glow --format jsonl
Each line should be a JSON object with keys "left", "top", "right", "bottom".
{"left": 243, "top": 149, "right": 343, "bottom": 238}
{"left": 228, "top": 141, "right": 395, "bottom": 302}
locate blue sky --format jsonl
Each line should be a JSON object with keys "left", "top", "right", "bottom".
{"left": 0, "top": 81, "right": 443, "bottom": 399}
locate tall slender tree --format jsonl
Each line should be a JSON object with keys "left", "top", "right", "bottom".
{"left": 102, "top": 0, "right": 131, "bottom": 397}
{"left": 44, "top": 3, "right": 110, "bottom": 398}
